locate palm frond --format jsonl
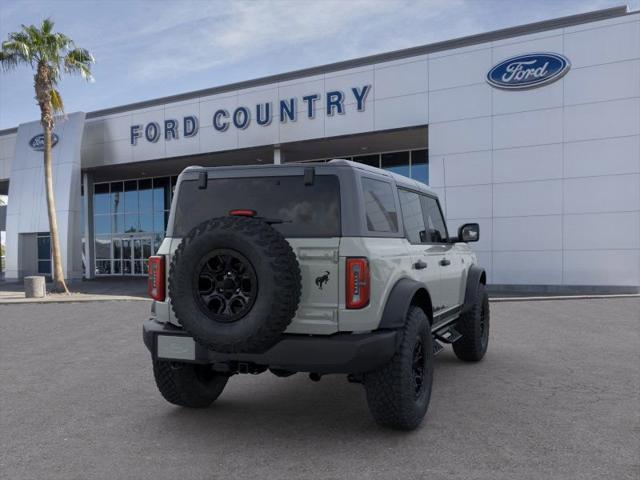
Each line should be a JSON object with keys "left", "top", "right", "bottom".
{"left": 0, "top": 51, "right": 20, "bottom": 70}
{"left": 64, "top": 47, "right": 94, "bottom": 81}
{"left": 50, "top": 88, "right": 64, "bottom": 113}
{"left": 41, "top": 17, "right": 54, "bottom": 35}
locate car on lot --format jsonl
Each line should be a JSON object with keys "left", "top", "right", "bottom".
{"left": 143, "top": 159, "right": 489, "bottom": 430}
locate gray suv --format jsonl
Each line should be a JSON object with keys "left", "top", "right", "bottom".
{"left": 143, "top": 160, "right": 488, "bottom": 430}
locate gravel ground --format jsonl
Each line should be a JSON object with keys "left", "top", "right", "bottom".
{"left": 1, "top": 298, "right": 638, "bottom": 480}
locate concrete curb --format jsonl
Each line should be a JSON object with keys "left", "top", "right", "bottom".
{"left": 490, "top": 293, "right": 640, "bottom": 303}
{"left": 0, "top": 295, "right": 150, "bottom": 305}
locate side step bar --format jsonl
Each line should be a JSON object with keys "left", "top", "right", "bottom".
{"left": 432, "top": 324, "right": 462, "bottom": 355}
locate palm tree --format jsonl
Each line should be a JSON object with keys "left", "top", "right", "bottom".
{"left": 0, "top": 18, "right": 94, "bottom": 293}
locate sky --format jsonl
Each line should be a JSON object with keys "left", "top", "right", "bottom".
{"left": 0, "top": 0, "right": 636, "bottom": 130}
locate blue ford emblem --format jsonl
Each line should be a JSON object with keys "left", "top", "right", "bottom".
{"left": 487, "top": 53, "right": 570, "bottom": 90}
{"left": 29, "top": 133, "right": 59, "bottom": 151}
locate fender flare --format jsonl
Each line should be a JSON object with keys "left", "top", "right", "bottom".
{"left": 462, "top": 265, "right": 486, "bottom": 314}
{"left": 378, "top": 278, "right": 432, "bottom": 330}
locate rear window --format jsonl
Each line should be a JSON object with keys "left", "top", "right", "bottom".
{"left": 172, "top": 175, "right": 341, "bottom": 237}
{"left": 361, "top": 177, "right": 398, "bottom": 233}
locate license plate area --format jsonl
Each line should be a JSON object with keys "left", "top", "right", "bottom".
{"left": 156, "top": 335, "right": 196, "bottom": 361}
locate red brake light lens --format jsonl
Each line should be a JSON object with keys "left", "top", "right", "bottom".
{"left": 346, "top": 257, "right": 369, "bottom": 309}
{"left": 148, "top": 255, "right": 165, "bottom": 301}
{"left": 229, "top": 209, "right": 257, "bottom": 217}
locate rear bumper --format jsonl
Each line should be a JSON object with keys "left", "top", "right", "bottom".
{"left": 143, "top": 318, "right": 397, "bottom": 374}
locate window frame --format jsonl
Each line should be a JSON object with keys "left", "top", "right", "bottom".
{"left": 360, "top": 175, "right": 401, "bottom": 236}
{"left": 397, "top": 188, "right": 428, "bottom": 245}
{"left": 397, "top": 187, "right": 449, "bottom": 244}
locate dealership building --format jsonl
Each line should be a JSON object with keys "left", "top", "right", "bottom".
{"left": 0, "top": 5, "right": 638, "bottom": 292}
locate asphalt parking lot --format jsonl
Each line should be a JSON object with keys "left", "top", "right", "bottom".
{"left": 1, "top": 298, "right": 638, "bottom": 480}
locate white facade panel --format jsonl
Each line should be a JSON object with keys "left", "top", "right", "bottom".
{"left": 491, "top": 33, "right": 563, "bottom": 60}
{"left": 279, "top": 113, "right": 325, "bottom": 144}
{"left": 563, "top": 174, "right": 640, "bottom": 214}
{"left": 428, "top": 48, "right": 492, "bottom": 90}
{"left": 563, "top": 250, "right": 640, "bottom": 286}
{"left": 493, "top": 180, "right": 562, "bottom": 217}
{"left": 440, "top": 150, "right": 492, "bottom": 187}
{"left": 564, "top": 135, "right": 640, "bottom": 178}
{"left": 199, "top": 125, "right": 239, "bottom": 153}
{"left": 564, "top": 60, "right": 640, "bottom": 106}
{"left": 373, "top": 93, "right": 428, "bottom": 131}
{"left": 563, "top": 212, "right": 640, "bottom": 250}
{"left": 324, "top": 68, "right": 374, "bottom": 107}
{"left": 444, "top": 184, "right": 492, "bottom": 220}
{"left": 325, "top": 102, "right": 374, "bottom": 138}
{"left": 492, "top": 80, "right": 563, "bottom": 115}
{"left": 493, "top": 250, "right": 563, "bottom": 285}
{"left": 492, "top": 108, "right": 563, "bottom": 150}
{"left": 428, "top": 83, "right": 491, "bottom": 123}
{"left": 493, "top": 215, "right": 563, "bottom": 251}
{"left": 564, "top": 20, "right": 640, "bottom": 68}
{"left": 563, "top": 98, "right": 640, "bottom": 143}
{"left": 374, "top": 60, "right": 428, "bottom": 100}
{"left": 429, "top": 116, "right": 491, "bottom": 155}
{"left": 493, "top": 143, "right": 562, "bottom": 183}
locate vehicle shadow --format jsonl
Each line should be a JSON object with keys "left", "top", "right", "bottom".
{"left": 146, "top": 351, "right": 477, "bottom": 443}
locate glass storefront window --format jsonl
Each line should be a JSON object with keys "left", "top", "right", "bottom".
{"left": 110, "top": 182, "right": 123, "bottom": 215}
{"left": 381, "top": 151, "right": 410, "bottom": 178}
{"left": 153, "top": 177, "right": 170, "bottom": 212}
{"left": 353, "top": 154, "right": 380, "bottom": 168}
{"left": 95, "top": 236, "right": 111, "bottom": 259}
{"left": 94, "top": 215, "right": 111, "bottom": 235}
{"left": 37, "top": 232, "right": 51, "bottom": 275}
{"left": 93, "top": 175, "right": 174, "bottom": 275}
{"left": 124, "top": 180, "right": 138, "bottom": 213}
{"left": 140, "top": 213, "right": 153, "bottom": 232}
{"left": 139, "top": 179, "right": 153, "bottom": 212}
{"left": 124, "top": 213, "right": 139, "bottom": 233}
{"left": 94, "top": 183, "right": 110, "bottom": 214}
{"left": 411, "top": 149, "right": 428, "bottom": 184}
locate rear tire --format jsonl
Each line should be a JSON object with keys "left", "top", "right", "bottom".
{"left": 153, "top": 360, "right": 229, "bottom": 408}
{"left": 363, "top": 306, "right": 434, "bottom": 430}
{"left": 453, "top": 283, "right": 489, "bottom": 362}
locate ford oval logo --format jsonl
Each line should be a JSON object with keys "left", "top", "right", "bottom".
{"left": 487, "top": 53, "right": 570, "bottom": 90}
{"left": 29, "top": 133, "right": 59, "bottom": 151}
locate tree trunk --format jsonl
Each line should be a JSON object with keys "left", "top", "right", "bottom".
{"left": 43, "top": 123, "right": 69, "bottom": 293}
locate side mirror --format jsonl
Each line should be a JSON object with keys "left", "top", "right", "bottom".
{"left": 458, "top": 223, "right": 480, "bottom": 242}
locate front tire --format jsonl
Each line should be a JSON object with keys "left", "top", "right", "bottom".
{"left": 363, "top": 306, "right": 434, "bottom": 430}
{"left": 153, "top": 360, "right": 229, "bottom": 408}
{"left": 453, "top": 283, "right": 489, "bottom": 362}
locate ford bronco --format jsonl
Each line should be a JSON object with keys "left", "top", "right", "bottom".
{"left": 143, "top": 160, "right": 488, "bottom": 430}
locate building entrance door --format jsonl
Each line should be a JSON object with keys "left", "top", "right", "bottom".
{"left": 112, "top": 236, "right": 152, "bottom": 276}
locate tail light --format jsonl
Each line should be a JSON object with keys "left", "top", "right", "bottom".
{"left": 148, "top": 255, "right": 165, "bottom": 301}
{"left": 346, "top": 257, "right": 369, "bottom": 309}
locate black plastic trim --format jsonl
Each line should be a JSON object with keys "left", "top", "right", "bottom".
{"left": 378, "top": 278, "right": 430, "bottom": 329}
{"left": 143, "top": 319, "right": 397, "bottom": 374}
{"left": 462, "top": 265, "right": 486, "bottom": 314}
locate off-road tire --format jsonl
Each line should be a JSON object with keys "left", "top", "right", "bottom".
{"left": 169, "top": 216, "right": 301, "bottom": 353}
{"left": 363, "top": 306, "right": 434, "bottom": 430}
{"left": 153, "top": 360, "right": 229, "bottom": 408}
{"left": 453, "top": 283, "right": 489, "bottom": 362}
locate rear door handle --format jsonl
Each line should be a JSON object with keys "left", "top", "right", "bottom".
{"left": 439, "top": 258, "right": 451, "bottom": 267}
{"left": 413, "top": 260, "right": 427, "bottom": 270}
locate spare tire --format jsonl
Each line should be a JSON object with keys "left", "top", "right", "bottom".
{"left": 169, "top": 216, "right": 301, "bottom": 353}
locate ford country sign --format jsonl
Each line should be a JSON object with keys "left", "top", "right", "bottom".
{"left": 29, "top": 133, "right": 59, "bottom": 151}
{"left": 487, "top": 53, "right": 570, "bottom": 90}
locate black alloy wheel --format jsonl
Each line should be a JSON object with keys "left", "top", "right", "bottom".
{"left": 194, "top": 249, "right": 257, "bottom": 323}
